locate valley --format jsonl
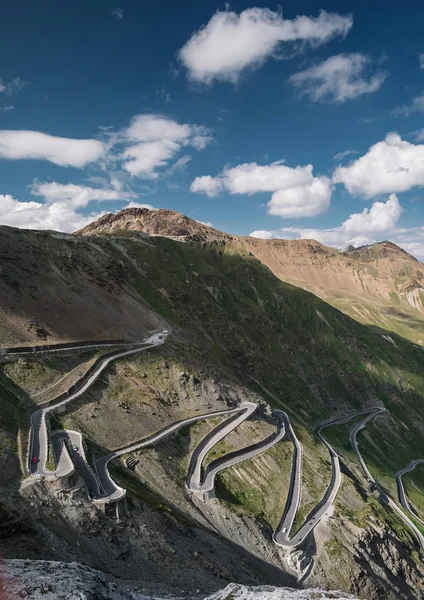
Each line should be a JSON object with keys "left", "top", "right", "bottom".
{"left": 2, "top": 210, "right": 424, "bottom": 599}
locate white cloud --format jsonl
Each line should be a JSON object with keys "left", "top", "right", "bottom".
{"left": 31, "top": 182, "right": 131, "bottom": 207}
{"left": 0, "top": 130, "right": 104, "bottom": 167}
{"left": 420, "top": 54, "right": 424, "bottom": 70}
{"left": 394, "top": 92, "right": 424, "bottom": 116}
{"left": 179, "top": 8, "right": 353, "bottom": 84}
{"left": 191, "top": 161, "right": 331, "bottom": 218}
{"left": 221, "top": 162, "right": 313, "bottom": 194}
{"left": 190, "top": 175, "right": 224, "bottom": 197}
{"left": 342, "top": 193, "right": 403, "bottom": 233}
{"left": 126, "top": 201, "right": 155, "bottom": 210}
{"left": 267, "top": 177, "right": 332, "bottom": 217}
{"left": 333, "top": 133, "right": 424, "bottom": 197}
{"left": 289, "top": 54, "right": 386, "bottom": 103}
{"left": 0, "top": 193, "right": 106, "bottom": 232}
{"left": 167, "top": 155, "right": 192, "bottom": 174}
{"left": 250, "top": 230, "right": 274, "bottom": 239}
{"left": 121, "top": 114, "right": 212, "bottom": 178}
{"left": 126, "top": 114, "right": 190, "bottom": 143}
{"left": 123, "top": 140, "right": 180, "bottom": 178}
{"left": 334, "top": 149, "right": 359, "bottom": 161}
{"left": 0, "top": 114, "right": 212, "bottom": 181}
{"left": 0, "top": 77, "right": 30, "bottom": 97}
{"left": 0, "top": 180, "right": 140, "bottom": 232}
{"left": 111, "top": 7, "right": 123, "bottom": 20}
{"left": 391, "top": 229, "right": 424, "bottom": 260}
{"left": 191, "top": 129, "right": 214, "bottom": 150}
{"left": 249, "top": 195, "right": 405, "bottom": 252}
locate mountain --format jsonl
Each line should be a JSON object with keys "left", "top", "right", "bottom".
{"left": 76, "top": 207, "right": 232, "bottom": 242}
{"left": 2, "top": 213, "right": 424, "bottom": 599}
{"left": 78, "top": 208, "right": 424, "bottom": 344}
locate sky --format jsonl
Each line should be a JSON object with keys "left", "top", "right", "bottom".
{"left": 1, "top": 0, "right": 424, "bottom": 258}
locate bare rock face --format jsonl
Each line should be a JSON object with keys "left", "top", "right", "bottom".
{"left": 0, "top": 560, "right": 137, "bottom": 600}
{"left": 206, "top": 583, "right": 359, "bottom": 599}
{"left": 75, "top": 208, "right": 232, "bottom": 243}
{"left": 0, "top": 560, "right": 360, "bottom": 600}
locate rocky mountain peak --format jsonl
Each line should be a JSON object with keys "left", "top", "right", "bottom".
{"left": 75, "top": 207, "right": 231, "bottom": 242}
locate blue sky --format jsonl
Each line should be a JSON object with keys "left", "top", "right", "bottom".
{"left": 1, "top": 0, "right": 424, "bottom": 257}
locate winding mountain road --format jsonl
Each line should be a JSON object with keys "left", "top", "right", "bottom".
{"left": 273, "top": 408, "right": 381, "bottom": 548}
{"left": 26, "top": 340, "right": 424, "bottom": 554}
{"left": 396, "top": 459, "right": 424, "bottom": 527}
{"left": 350, "top": 410, "right": 424, "bottom": 551}
{"left": 186, "top": 407, "right": 285, "bottom": 497}
{"left": 28, "top": 340, "right": 285, "bottom": 503}
{"left": 28, "top": 333, "right": 168, "bottom": 478}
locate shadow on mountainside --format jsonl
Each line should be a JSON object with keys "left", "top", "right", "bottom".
{"left": 0, "top": 359, "right": 298, "bottom": 594}
{"left": 3, "top": 229, "right": 424, "bottom": 595}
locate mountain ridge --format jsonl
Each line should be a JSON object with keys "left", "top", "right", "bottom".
{"left": 2, "top": 217, "right": 424, "bottom": 598}
{"left": 76, "top": 207, "right": 424, "bottom": 344}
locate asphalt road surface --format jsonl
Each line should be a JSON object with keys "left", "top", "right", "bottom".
{"left": 27, "top": 344, "right": 424, "bottom": 554}
{"left": 350, "top": 409, "right": 424, "bottom": 551}
{"left": 94, "top": 404, "right": 259, "bottom": 502}
{"left": 186, "top": 402, "right": 257, "bottom": 492}
{"left": 28, "top": 332, "right": 168, "bottom": 478}
{"left": 396, "top": 459, "right": 424, "bottom": 527}
{"left": 273, "top": 408, "right": 380, "bottom": 549}
{"left": 186, "top": 407, "right": 285, "bottom": 497}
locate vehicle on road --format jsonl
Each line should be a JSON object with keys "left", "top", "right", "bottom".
{"left": 31, "top": 456, "right": 38, "bottom": 464}
{"left": 72, "top": 445, "right": 78, "bottom": 452}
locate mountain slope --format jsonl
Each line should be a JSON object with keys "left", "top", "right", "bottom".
{"left": 2, "top": 219, "right": 424, "bottom": 599}
{"left": 77, "top": 208, "right": 424, "bottom": 344}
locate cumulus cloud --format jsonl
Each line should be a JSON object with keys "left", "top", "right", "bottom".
{"left": 0, "top": 193, "right": 106, "bottom": 232}
{"left": 121, "top": 114, "right": 212, "bottom": 178}
{"left": 190, "top": 175, "right": 224, "bottom": 197}
{"left": 191, "top": 161, "right": 331, "bottom": 218}
{"left": 333, "top": 133, "right": 424, "bottom": 197}
{"left": 249, "top": 195, "right": 405, "bottom": 252}
{"left": 267, "top": 177, "right": 332, "bottom": 217}
{"left": 0, "top": 181, "right": 138, "bottom": 232}
{"left": 420, "top": 54, "right": 424, "bottom": 70}
{"left": 179, "top": 8, "right": 353, "bottom": 84}
{"left": 0, "top": 130, "right": 104, "bottom": 167}
{"left": 123, "top": 140, "right": 180, "bottom": 178}
{"left": 289, "top": 54, "right": 386, "bottom": 103}
{"left": 125, "top": 114, "right": 190, "bottom": 143}
{"left": 342, "top": 193, "right": 403, "bottom": 233}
